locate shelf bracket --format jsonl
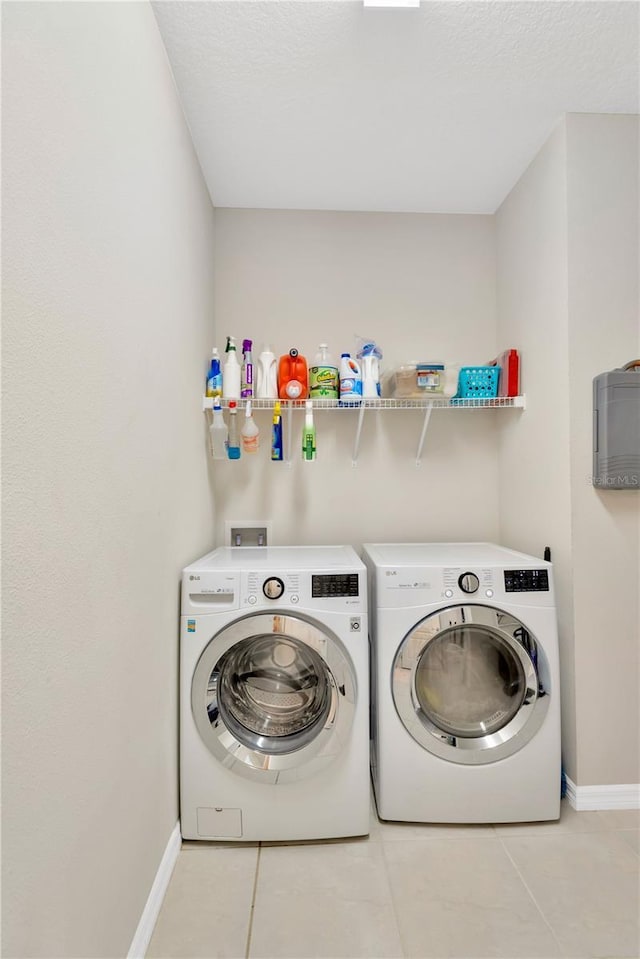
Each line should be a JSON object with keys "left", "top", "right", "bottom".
{"left": 352, "top": 403, "right": 367, "bottom": 467}
{"left": 415, "top": 405, "right": 434, "bottom": 467}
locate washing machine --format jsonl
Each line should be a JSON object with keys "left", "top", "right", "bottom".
{"left": 180, "top": 545, "right": 369, "bottom": 841}
{"left": 362, "top": 542, "right": 561, "bottom": 824}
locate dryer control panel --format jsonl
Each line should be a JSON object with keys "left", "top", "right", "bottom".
{"left": 372, "top": 564, "right": 554, "bottom": 608}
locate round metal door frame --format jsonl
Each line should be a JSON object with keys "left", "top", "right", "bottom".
{"left": 392, "top": 604, "right": 550, "bottom": 765}
{"left": 192, "top": 611, "right": 357, "bottom": 783}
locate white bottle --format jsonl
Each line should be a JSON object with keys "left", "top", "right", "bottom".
{"left": 222, "top": 336, "right": 241, "bottom": 400}
{"left": 241, "top": 400, "right": 260, "bottom": 453}
{"left": 209, "top": 398, "right": 228, "bottom": 460}
{"left": 256, "top": 344, "right": 278, "bottom": 399}
{"left": 339, "top": 353, "right": 362, "bottom": 406}
{"left": 361, "top": 354, "right": 380, "bottom": 399}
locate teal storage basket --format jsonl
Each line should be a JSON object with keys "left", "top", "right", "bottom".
{"left": 451, "top": 365, "right": 500, "bottom": 403}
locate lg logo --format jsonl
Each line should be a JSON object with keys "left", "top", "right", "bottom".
{"left": 189, "top": 575, "right": 201, "bottom": 581}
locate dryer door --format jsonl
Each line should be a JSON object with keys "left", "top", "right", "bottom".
{"left": 191, "top": 612, "right": 356, "bottom": 782}
{"left": 392, "top": 605, "right": 549, "bottom": 765}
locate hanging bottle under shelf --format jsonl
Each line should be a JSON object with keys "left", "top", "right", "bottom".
{"left": 202, "top": 395, "right": 526, "bottom": 467}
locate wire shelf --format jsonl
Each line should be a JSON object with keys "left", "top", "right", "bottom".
{"left": 202, "top": 395, "right": 526, "bottom": 412}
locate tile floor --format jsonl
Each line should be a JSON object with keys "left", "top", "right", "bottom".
{"left": 147, "top": 795, "right": 640, "bottom": 959}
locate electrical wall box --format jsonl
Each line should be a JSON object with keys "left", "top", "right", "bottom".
{"left": 224, "top": 521, "right": 272, "bottom": 548}
{"left": 592, "top": 369, "right": 640, "bottom": 490}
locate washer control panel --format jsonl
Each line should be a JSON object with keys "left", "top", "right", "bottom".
{"left": 312, "top": 574, "right": 359, "bottom": 598}
{"left": 244, "top": 569, "right": 364, "bottom": 610}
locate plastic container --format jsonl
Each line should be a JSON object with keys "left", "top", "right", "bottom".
{"left": 241, "top": 339, "right": 254, "bottom": 399}
{"left": 241, "top": 400, "right": 259, "bottom": 453}
{"left": 339, "top": 354, "right": 362, "bottom": 406}
{"left": 226, "top": 401, "right": 241, "bottom": 458}
{"left": 206, "top": 347, "right": 222, "bottom": 399}
{"left": 222, "top": 336, "right": 241, "bottom": 400}
{"left": 416, "top": 363, "right": 445, "bottom": 393}
{"left": 209, "top": 397, "right": 228, "bottom": 459}
{"left": 301, "top": 401, "right": 316, "bottom": 461}
{"left": 256, "top": 345, "right": 278, "bottom": 399}
{"left": 271, "top": 400, "right": 283, "bottom": 461}
{"left": 309, "top": 344, "right": 339, "bottom": 399}
{"left": 384, "top": 363, "right": 445, "bottom": 398}
{"left": 278, "top": 348, "right": 308, "bottom": 401}
{"left": 452, "top": 366, "right": 500, "bottom": 401}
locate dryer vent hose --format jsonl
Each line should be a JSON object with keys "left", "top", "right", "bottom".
{"left": 622, "top": 359, "right": 640, "bottom": 371}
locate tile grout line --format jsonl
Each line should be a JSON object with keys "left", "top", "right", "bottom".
{"left": 498, "top": 836, "right": 566, "bottom": 956}
{"left": 378, "top": 836, "right": 411, "bottom": 959}
{"left": 244, "top": 843, "right": 262, "bottom": 959}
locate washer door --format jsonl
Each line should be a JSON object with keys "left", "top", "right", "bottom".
{"left": 392, "top": 605, "right": 549, "bottom": 765}
{"left": 192, "top": 612, "right": 356, "bottom": 782}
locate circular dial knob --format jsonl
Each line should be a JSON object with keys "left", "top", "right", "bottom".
{"left": 263, "top": 577, "right": 285, "bottom": 600}
{"left": 458, "top": 572, "right": 480, "bottom": 594}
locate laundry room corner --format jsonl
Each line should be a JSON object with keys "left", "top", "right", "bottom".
{"left": 496, "top": 113, "right": 640, "bottom": 801}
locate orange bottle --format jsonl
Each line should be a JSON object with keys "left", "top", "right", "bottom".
{"left": 278, "top": 348, "right": 309, "bottom": 400}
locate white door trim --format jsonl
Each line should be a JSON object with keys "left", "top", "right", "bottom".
{"left": 127, "top": 821, "right": 181, "bottom": 959}
{"left": 565, "top": 777, "right": 640, "bottom": 810}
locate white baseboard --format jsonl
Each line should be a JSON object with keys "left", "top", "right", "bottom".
{"left": 565, "top": 777, "right": 640, "bottom": 811}
{"left": 128, "top": 821, "right": 181, "bottom": 959}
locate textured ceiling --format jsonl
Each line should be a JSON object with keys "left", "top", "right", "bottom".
{"left": 152, "top": 0, "right": 639, "bottom": 213}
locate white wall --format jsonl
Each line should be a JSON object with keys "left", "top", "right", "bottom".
{"left": 565, "top": 114, "right": 639, "bottom": 786}
{"left": 212, "top": 209, "right": 502, "bottom": 548}
{"left": 2, "top": 4, "right": 215, "bottom": 956}
{"left": 497, "top": 114, "right": 640, "bottom": 788}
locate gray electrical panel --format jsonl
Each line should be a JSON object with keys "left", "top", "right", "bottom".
{"left": 592, "top": 369, "right": 640, "bottom": 490}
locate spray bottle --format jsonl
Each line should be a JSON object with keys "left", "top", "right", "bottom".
{"left": 241, "top": 339, "right": 254, "bottom": 399}
{"left": 241, "top": 400, "right": 259, "bottom": 453}
{"left": 301, "top": 401, "right": 316, "bottom": 462}
{"left": 226, "top": 401, "right": 241, "bottom": 459}
{"left": 206, "top": 347, "right": 223, "bottom": 399}
{"left": 223, "top": 336, "right": 241, "bottom": 400}
{"left": 271, "top": 400, "right": 283, "bottom": 461}
{"left": 209, "top": 397, "right": 228, "bottom": 460}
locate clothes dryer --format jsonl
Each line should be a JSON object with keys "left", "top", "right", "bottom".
{"left": 181, "top": 546, "right": 369, "bottom": 841}
{"left": 363, "top": 543, "right": 561, "bottom": 824}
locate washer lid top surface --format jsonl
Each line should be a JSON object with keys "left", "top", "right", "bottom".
{"left": 363, "top": 542, "right": 551, "bottom": 569}
{"left": 185, "top": 544, "right": 365, "bottom": 575}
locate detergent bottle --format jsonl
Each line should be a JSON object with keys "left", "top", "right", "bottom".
{"left": 278, "top": 348, "right": 308, "bottom": 401}
{"left": 339, "top": 354, "right": 362, "bottom": 406}
{"left": 256, "top": 345, "right": 278, "bottom": 399}
{"left": 357, "top": 340, "right": 382, "bottom": 398}
{"left": 310, "top": 344, "right": 339, "bottom": 399}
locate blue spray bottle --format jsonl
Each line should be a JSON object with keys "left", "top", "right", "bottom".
{"left": 206, "top": 347, "right": 222, "bottom": 398}
{"left": 271, "top": 400, "right": 283, "bottom": 461}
